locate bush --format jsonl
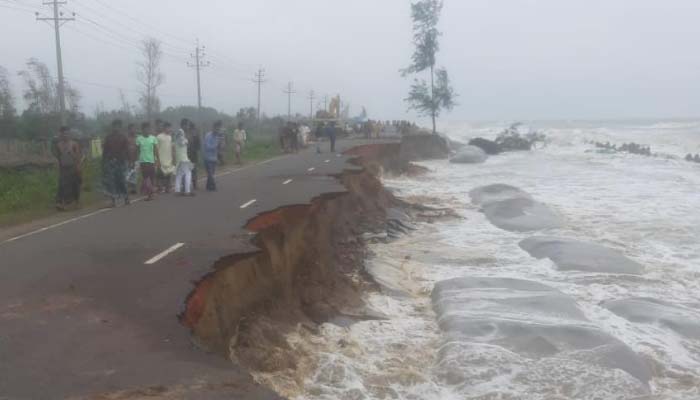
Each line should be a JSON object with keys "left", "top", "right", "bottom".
{"left": 495, "top": 123, "right": 546, "bottom": 152}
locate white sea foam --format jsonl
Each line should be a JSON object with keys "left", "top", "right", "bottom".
{"left": 292, "top": 120, "right": 700, "bottom": 399}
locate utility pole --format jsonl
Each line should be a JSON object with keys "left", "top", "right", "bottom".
{"left": 251, "top": 68, "right": 266, "bottom": 135}
{"left": 323, "top": 95, "right": 328, "bottom": 113}
{"left": 36, "top": 1, "right": 75, "bottom": 126}
{"left": 187, "top": 39, "right": 209, "bottom": 123}
{"left": 307, "top": 90, "right": 315, "bottom": 120}
{"left": 283, "top": 82, "right": 296, "bottom": 121}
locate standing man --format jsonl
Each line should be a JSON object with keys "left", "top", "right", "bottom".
{"left": 52, "top": 126, "right": 83, "bottom": 210}
{"left": 204, "top": 120, "right": 224, "bottom": 191}
{"left": 102, "top": 119, "right": 130, "bottom": 207}
{"left": 324, "top": 121, "right": 337, "bottom": 153}
{"left": 156, "top": 122, "right": 175, "bottom": 193}
{"left": 315, "top": 123, "right": 324, "bottom": 154}
{"left": 136, "top": 122, "right": 159, "bottom": 201}
{"left": 218, "top": 124, "right": 229, "bottom": 166}
{"left": 186, "top": 120, "right": 201, "bottom": 190}
{"left": 126, "top": 123, "right": 139, "bottom": 195}
{"left": 290, "top": 122, "right": 300, "bottom": 153}
{"left": 174, "top": 118, "right": 195, "bottom": 196}
{"left": 233, "top": 122, "right": 247, "bottom": 165}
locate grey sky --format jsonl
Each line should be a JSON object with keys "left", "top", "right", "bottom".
{"left": 3, "top": 0, "right": 700, "bottom": 121}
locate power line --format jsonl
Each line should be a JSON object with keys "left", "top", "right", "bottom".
{"left": 61, "top": 1, "right": 189, "bottom": 61}
{"left": 36, "top": 0, "right": 75, "bottom": 125}
{"left": 64, "top": 24, "right": 137, "bottom": 53}
{"left": 90, "top": 0, "right": 194, "bottom": 47}
{"left": 0, "top": 1, "right": 39, "bottom": 15}
{"left": 64, "top": 76, "right": 193, "bottom": 101}
{"left": 70, "top": 0, "right": 190, "bottom": 55}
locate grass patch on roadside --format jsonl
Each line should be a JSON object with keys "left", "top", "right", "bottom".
{"left": 0, "top": 160, "right": 102, "bottom": 227}
{"left": 219, "top": 139, "right": 282, "bottom": 165}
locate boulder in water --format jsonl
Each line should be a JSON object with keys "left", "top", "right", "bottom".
{"left": 519, "top": 236, "right": 644, "bottom": 275}
{"left": 450, "top": 146, "right": 488, "bottom": 164}
{"left": 602, "top": 298, "right": 700, "bottom": 339}
{"left": 432, "top": 277, "right": 652, "bottom": 385}
{"left": 468, "top": 137, "right": 502, "bottom": 155}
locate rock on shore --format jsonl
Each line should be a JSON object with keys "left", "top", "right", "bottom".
{"left": 468, "top": 137, "right": 502, "bottom": 155}
{"left": 450, "top": 146, "right": 488, "bottom": 164}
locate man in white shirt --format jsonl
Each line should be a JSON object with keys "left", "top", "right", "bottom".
{"left": 233, "top": 123, "right": 247, "bottom": 165}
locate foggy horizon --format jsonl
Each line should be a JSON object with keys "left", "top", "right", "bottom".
{"left": 4, "top": 0, "right": 700, "bottom": 122}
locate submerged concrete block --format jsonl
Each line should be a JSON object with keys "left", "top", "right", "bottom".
{"left": 432, "top": 277, "right": 652, "bottom": 385}
{"left": 520, "top": 236, "right": 644, "bottom": 275}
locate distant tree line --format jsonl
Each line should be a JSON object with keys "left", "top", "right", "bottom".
{"left": 0, "top": 56, "right": 282, "bottom": 141}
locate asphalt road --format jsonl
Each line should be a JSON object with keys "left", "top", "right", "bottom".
{"left": 0, "top": 140, "right": 370, "bottom": 400}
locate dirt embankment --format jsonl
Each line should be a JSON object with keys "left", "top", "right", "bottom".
{"left": 181, "top": 143, "right": 412, "bottom": 366}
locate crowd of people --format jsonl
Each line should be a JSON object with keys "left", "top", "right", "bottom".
{"left": 50, "top": 117, "right": 418, "bottom": 211}
{"left": 52, "top": 118, "right": 243, "bottom": 210}
{"left": 280, "top": 121, "right": 339, "bottom": 154}
{"left": 277, "top": 119, "right": 418, "bottom": 155}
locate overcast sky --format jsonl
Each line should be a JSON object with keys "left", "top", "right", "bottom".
{"left": 3, "top": 0, "right": 700, "bottom": 121}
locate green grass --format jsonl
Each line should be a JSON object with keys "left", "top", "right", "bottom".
{"left": 219, "top": 139, "right": 282, "bottom": 165}
{"left": 0, "top": 140, "right": 282, "bottom": 227}
{"left": 0, "top": 159, "right": 103, "bottom": 227}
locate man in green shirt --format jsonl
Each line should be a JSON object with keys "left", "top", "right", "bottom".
{"left": 135, "top": 122, "right": 159, "bottom": 201}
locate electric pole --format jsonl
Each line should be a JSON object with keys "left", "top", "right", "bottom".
{"left": 251, "top": 68, "right": 266, "bottom": 135}
{"left": 187, "top": 39, "right": 209, "bottom": 123}
{"left": 307, "top": 90, "right": 315, "bottom": 120}
{"left": 36, "top": 1, "right": 75, "bottom": 126}
{"left": 283, "top": 82, "right": 296, "bottom": 121}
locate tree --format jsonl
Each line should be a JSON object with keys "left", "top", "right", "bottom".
{"left": 136, "top": 38, "right": 165, "bottom": 123}
{"left": 402, "top": 0, "right": 456, "bottom": 134}
{"left": 16, "top": 58, "right": 82, "bottom": 138}
{"left": 19, "top": 58, "right": 58, "bottom": 114}
{"left": 118, "top": 89, "right": 133, "bottom": 116}
{"left": 0, "top": 65, "right": 17, "bottom": 137}
{"left": 235, "top": 107, "right": 258, "bottom": 126}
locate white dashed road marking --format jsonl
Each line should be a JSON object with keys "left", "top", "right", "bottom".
{"left": 283, "top": 179, "right": 293, "bottom": 185}
{"left": 324, "top": 159, "right": 330, "bottom": 163}
{"left": 240, "top": 199, "right": 257, "bottom": 209}
{"left": 145, "top": 243, "right": 185, "bottom": 265}
{"left": 3, "top": 208, "right": 111, "bottom": 244}
{"left": 307, "top": 167, "right": 315, "bottom": 172}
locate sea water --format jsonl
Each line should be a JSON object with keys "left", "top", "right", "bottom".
{"left": 273, "top": 120, "right": 700, "bottom": 399}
